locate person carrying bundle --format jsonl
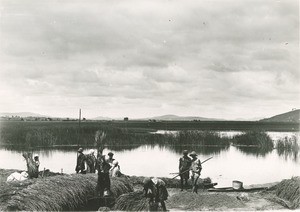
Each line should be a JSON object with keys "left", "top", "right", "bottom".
{"left": 143, "top": 177, "right": 169, "bottom": 211}
{"left": 86, "top": 149, "right": 97, "bottom": 173}
{"left": 179, "top": 150, "right": 192, "bottom": 191}
{"left": 189, "top": 151, "right": 202, "bottom": 193}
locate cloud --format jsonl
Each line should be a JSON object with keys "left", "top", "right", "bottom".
{"left": 0, "top": 0, "right": 299, "bottom": 119}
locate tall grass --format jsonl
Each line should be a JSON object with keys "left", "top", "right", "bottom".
{"left": 0, "top": 122, "right": 230, "bottom": 148}
{"left": 231, "top": 131, "right": 274, "bottom": 149}
{"left": 276, "top": 136, "right": 299, "bottom": 161}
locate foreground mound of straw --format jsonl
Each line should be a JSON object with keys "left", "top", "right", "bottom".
{"left": 0, "top": 174, "right": 133, "bottom": 211}
{"left": 273, "top": 177, "right": 300, "bottom": 209}
{"left": 167, "top": 191, "right": 245, "bottom": 210}
{"left": 113, "top": 191, "right": 149, "bottom": 211}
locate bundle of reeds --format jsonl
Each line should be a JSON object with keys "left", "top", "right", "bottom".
{"left": 275, "top": 177, "right": 300, "bottom": 209}
{"left": 113, "top": 190, "right": 149, "bottom": 211}
{"left": 0, "top": 174, "right": 133, "bottom": 211}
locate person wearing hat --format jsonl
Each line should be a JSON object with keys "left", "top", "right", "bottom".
{"left": 143, "top": 177, "right": 168, "bottom": 211}
{"left": 75, "top": 147, "right": 86, "bottom": 174}
{"left": 179, "top": 150, "right": 192, "bottom": 191}
{"left": 190, "top": 151, "right": 202, "bottom": 193}
{"left": 106, "top": 152, "right": 115, "bottom": 167}
{"left": 33, "top": 154, "right": 40, "bottom": 178}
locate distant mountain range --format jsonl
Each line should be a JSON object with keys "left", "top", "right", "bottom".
{"left": 2, "top": 109, "right": 299, "bottom": 122}
{"left": 0, "top": 112, "right": 46, "bottom": 117}
{"left": 145, "top": 114, "right": 223, "bottom": 121}
{"left": 260, "top": 109, "right": 300, "bottom": 123}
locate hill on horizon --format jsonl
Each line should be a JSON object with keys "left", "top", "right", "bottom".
{"left": 260, "top": 109, "right": 300, "bottom": 123}
{"left": 0, "top": 112, "right": 46, "bottom": 117}
{"left": 145, "top": 114, "right": 223, "bottom": 121}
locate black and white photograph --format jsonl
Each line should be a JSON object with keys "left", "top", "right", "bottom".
{"left": 0, "top": 0, "right": 299, "bottom": 211}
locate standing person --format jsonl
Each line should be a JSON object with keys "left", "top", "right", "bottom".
{"left": 190, "top": 151, "right": 202, "bottom": 193}
{"left": 179, "top": 150, "right": 192, "bottom": 191}
{"left": 86, "top": 149, "right": 97, "bottom": 173}
{"left": 33, "top": 154, "right": 40, "bottom": 178}
{"left": 75, "top": 148, "right": 86, "bottom": 174}
{"left": 95, "top": 154, "right": 112, "bottom": 197}
{"left": 143, "top": 177, "right": 169, "bottom": 211}
{"left": 106, "top": 152, "right": 115, "bottom": 166}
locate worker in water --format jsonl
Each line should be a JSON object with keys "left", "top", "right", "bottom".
{"left": 110, "top": 160, "right": 121, "bottom": 177}
{"left": 96, "top": 153, "right": 112, "bottom": 197}
{"left": 190, "top": 151, "right": 202, "bottom": 193}
{"left": 86, "top": 149, "right": 97, "bottom": 173}
{"left": 143, "top": 177, "right": 169, "bottom": 211}
{"left": 75, "top": 148, "right": 86, "bottom": 174}
{"left": 33, "top": 154, "right": 40, "bottom": 178}
{"left": 179, "top": 150, "right": 192, "bottom": 191}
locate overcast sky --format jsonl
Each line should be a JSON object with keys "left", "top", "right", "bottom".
{"left": 0, "top": 0, "right": 299, "bottom": 119}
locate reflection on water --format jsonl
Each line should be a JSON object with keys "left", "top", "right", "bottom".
{"left": 1, "top": 144, "right": 299, "bottom": 187}
{"left": 234, "top": 146, "right": 273, "bottom": 157}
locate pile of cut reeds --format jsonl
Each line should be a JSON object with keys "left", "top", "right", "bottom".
{"left": 274, "top": 177, "right": 300, "bottom": 209}
{"left": 113, "top": 190, "right": 149, "bottom": 211}
{"left": 0, "top": 174, "right": 133, "bottom": 211}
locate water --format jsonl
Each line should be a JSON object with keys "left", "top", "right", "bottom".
{"left": 1, "top": 141, "right": 299, "bottom": 187}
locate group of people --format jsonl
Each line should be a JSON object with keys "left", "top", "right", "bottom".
{"left": 179, "top": 150, "right": 202, "bottom": 193}
{"left": 75, "top": 148, "right": 121, "bottom": 197}
{"left": 75, "top": 148, "right": 121, "bottom": 177}
{"left": 75, "top": 147, "right": 202, "bottom": 211}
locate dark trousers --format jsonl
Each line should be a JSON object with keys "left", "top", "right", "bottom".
{"left": 96, "top": 172, "right": 111, "bottom": 197}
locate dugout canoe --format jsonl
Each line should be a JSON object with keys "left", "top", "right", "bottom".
{"left": 208, "top": 186, "right": 268, "bottom": 192}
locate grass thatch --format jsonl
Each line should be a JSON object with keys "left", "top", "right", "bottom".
{"left": 113, "top": 190, "right": 149, "bottom": 211}
{"left": 0, "top": 174, "right": 133, "bottom": 211}
{"left": 167, "top": 191, "right": 245, "bottom": 210}
{"left": 274, "top": 177, "right": 300, "bottom": 209}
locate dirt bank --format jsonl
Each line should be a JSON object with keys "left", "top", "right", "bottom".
{"left": 0, "top": 169, "right": 297, "bottom": 211}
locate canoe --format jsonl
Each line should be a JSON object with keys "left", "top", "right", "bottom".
{"left": 208, "top": 186, "right": 268, "bottom": 192}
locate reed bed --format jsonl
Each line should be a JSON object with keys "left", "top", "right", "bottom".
{"left": 274, "top": 177, "right": 300, "bottom": 209}
{"left": 0, "top": 174, "right": 133, "bottom": 211}
{"left": 232, "top": 131, "right": 274, "bottom": 150}
{"left": 113, "top": 190, "right": 149, "bottom": 211}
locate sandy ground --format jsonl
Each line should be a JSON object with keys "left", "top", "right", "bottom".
{"left": 139, "top": 186, "right": 287, "bottom": 211}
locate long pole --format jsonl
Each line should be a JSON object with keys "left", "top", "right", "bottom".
{"left": 171, "top": 156, "right": 213, "bottom": 179}
{"left": 76, "top": 109, "right": 81, "bottom": 168}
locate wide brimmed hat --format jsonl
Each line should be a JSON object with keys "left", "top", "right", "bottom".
{"left": 108, "top": 152, "right": 114, "bottom": 156}
{"left": 189, "top": 151, "right": 197, "bottom": 156}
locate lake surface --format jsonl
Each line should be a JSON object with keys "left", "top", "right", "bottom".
{"left": 0, "top": 131, "right": 299, "bottom": 187}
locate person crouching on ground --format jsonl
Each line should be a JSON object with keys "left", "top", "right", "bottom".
{"left": 179, "top": 150, "right": 192, "bottom": 191}
{"left": 190, "top": 151, "right": 202, "bottom": 193}
{"left": 143, "top": 177, "right": 169, "bottom": 211}
{"left": 110, "top": 160, "right": 121, "bottom": 177}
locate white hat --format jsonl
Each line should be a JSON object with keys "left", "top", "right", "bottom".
{"left": 34, "top": 154, "right": 39, "bottom": 158}
{"left": 89, "top": 149, "right": 95, "bottom": 154}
